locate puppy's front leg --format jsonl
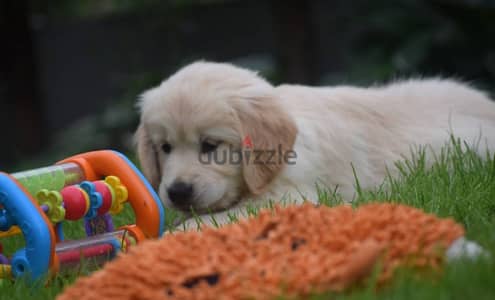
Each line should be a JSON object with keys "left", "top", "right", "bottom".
{"left": 174, "top": 200, "right": 269, "bottom": 231}
{"left": 175, "top": 212, "right": 236, "bottom": 231}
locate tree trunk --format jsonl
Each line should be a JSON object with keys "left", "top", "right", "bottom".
{"left": 0, "top": 0, "right": 43, "bottom": 168}
{"left": 270, "top": 0, "right": 317, "bottom": 84}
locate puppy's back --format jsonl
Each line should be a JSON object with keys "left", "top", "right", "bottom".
{"left": 278, "top": 78, "right": 495, "bottom": 146}
{"left": 275, "top": 79, "right": 495, "bottom": 196}
{"left": 376, "top": 78, "right": 495, "bottom": 116}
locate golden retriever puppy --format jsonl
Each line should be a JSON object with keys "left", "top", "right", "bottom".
{"left": 136, "top": 61, "right": 495, "bottom": 229}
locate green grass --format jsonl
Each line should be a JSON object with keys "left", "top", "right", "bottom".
{"left": 1, "top": 137, "right": 494, "bottom": 299}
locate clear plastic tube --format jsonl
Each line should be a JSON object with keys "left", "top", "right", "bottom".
{"left": 56, "top": 230, "right": 135, "bottom": 271}
{"left": 12, "top": 163, "right": 85, "bottom": 195}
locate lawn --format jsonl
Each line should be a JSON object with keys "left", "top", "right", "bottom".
{"left": 1, "top": 137, "right": 494, "bottom": 300}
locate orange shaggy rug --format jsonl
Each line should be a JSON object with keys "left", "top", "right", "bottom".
{"left": 58, "top": 203, "right": 464, "bottom": 300}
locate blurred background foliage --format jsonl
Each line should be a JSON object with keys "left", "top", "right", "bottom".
{"left": 1, "top": 0, "right": 494, "bottom": 171}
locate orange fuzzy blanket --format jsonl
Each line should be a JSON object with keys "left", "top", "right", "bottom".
{"left": 58, "top": 203, "right": 464, "bottom": 300}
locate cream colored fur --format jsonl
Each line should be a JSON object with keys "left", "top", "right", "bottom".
{"left": 136, "top": 61, "right": 495, "bottom": 229}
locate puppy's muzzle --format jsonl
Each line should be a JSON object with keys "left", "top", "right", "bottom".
{"left": 167, "top": 181, "right": 194, "bottom": 207}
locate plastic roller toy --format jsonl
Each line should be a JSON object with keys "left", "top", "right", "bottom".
{"left": 0, "top": 150, "right": 165, "bottom": 281}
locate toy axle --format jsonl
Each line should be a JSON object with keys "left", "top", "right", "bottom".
{"left": 56, "top": 229, "right": 136, "bottom": 271}
{"left": 0, "top": 230, "right": 136, "bottom": 279}
{"left": 12, "top": 163, "right": 85, "bottom": 197}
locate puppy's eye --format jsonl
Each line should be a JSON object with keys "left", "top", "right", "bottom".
{"left": 161, "top": 143, "right": 172, "bottom": 154}
{"left": 200, "top": 141, "right": 219, "bottom": 154}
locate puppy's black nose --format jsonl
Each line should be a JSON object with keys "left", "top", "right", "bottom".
{"left": 167, "top": 181, "right": 194, "bottom": 205}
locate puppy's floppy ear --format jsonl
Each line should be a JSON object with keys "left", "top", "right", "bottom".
{"left": 235, "top": 92, "right": 298, "bottom": 195}
{"left": 135, "top": 124, "right": 161, "bottom": 190}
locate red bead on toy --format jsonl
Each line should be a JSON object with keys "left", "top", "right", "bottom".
{"left": 94, "top": 181, "right": 112, "bottom": 215}
{"left": 61, "top": 186, "right": 89, "bottom": 220}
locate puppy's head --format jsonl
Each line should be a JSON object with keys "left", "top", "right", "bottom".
{"left": 136, "top": 62, "right": 297, "bottom": 213}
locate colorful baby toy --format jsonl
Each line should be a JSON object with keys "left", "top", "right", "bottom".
{"left": 0, "top": 150, "right": 165, "bottom": 281}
